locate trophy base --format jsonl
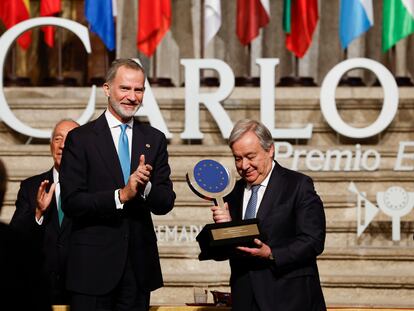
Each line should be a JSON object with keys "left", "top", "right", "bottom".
{"left": 196, "top": 219, "right": 263, "bottom": 261}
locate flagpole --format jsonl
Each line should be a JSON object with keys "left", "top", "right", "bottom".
{"left": 235, "top": 43, "right": 259, "bottom": 87}
{"left": 200, "top": 0, "right": 205, "bottom": 61}
{"left": 199, "top": 0, "right": 219, "bottom": 86}
{"left": 5, "top": 44, "right": 31, "bottom": 86}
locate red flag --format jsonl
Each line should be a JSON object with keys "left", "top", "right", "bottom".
{"left": 236, "top": 0, "right": 270, "bottom": 46}
{"left": 40, "top": 0, "right": 61, "bottom": 47}
{"left": 285, "top": 0, "right": 318, "bottom": 58}
{"left": 137, "top": 0, "right": 171, "bottom": 57}
{"left": 0, "top": 0, "right": 31, "bottom": 49}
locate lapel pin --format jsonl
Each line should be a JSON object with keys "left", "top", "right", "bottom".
{"left": 145, "top": 144, "right": 151, "bottom": 148}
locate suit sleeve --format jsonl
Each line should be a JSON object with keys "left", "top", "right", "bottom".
{"left": 10, "top": 181, "right": 44, "bottom": 244}
{"left": 60, "top": 131, "right": 117, "bottom": 219}
{"left": 272, "top": 176, "right": 326, "bottom": 267}
{"left": 142, "top": 133, "right": 175, "bottom": 215}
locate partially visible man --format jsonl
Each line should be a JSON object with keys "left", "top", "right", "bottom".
{"left": 60, "top": 59, "right": 175, "bottom": 311}
{"left": 0, "top": 159, "right": 52, "bottom": 311}
{"left": 211, "top": 119, "right": 326, "bottom": 311}
{"left": 10, "top": 119, "right": 79, "bottom": 305}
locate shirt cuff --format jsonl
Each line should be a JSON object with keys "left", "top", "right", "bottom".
{"left": 35, "top": 215, "right": 44, "bottom": 225}
{"left": 142, "top": 181, "right": 152, "bottom": 199}
{"left": 115, "top": 189, "right": 124, "bottom": 209}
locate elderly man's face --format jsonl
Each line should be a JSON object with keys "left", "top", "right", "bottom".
{"left": 231, "top": 131, "right": 274, "bottom": 185}
{"left": 103, "top": 66, "right": 145, "bottom": 122}
{"left": 50, "top": 121, "right": 79, "bottom": 170}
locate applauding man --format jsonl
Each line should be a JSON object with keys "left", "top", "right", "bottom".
{"left": 11, "top": 119, "right": 79, "bottom": 305}
{"left": 60, "top": 59, "right": 175, "bottom": 311}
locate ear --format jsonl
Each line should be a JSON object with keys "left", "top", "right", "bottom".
{"left": 103, "top": 83, "right": 110, "bottom": 97}
{"left": 269, "top": 143, "right": 275, "bottom": 159}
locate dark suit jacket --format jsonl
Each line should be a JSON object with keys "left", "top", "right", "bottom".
{"left": 10, "top": 169, "right": 71, "bottom": 304}
{"left": 225, "top": 162, "right": 326, "bottom": 311}
{"left": 60, "top": 113, "right": 175, "bottom": 296}
{"left": 0, "top": 222, "right": 52, "bottom": 311}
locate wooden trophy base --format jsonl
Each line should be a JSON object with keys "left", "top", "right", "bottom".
{"left": 196, "top": 219, "right": 263, "bottom": 261}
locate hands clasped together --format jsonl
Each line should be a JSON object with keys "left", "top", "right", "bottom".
{"left": 119, "top": 154, "right": 152, "bottom": 203}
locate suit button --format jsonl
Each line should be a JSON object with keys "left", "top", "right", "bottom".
{"left": 57, "top": 244, "right": 63, "bottom": 249}
{"left": 124, "top": 235, "right": 129, "bottom": 241}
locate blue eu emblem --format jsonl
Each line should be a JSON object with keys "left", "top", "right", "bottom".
{"left": 194, "top": 159, "right": 228, "bottom": 193}
{"left": 187, "top": 159, "right": 235, "bottom": 208}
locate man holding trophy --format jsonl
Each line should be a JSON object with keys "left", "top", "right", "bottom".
{"left": 210, "top": 119, "right": 326, "bottom": 311}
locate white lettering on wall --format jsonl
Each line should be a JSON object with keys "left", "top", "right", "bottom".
{"left": 0, "top": 17, "right": 95, "bottom": 139}
{"left": 257, "top": 58, "right": 312, "bottom": 139}
{"left": 320, "top": 58, "right": 399, "bottom": 139}
{"left": 274, "top": 142, "right": 382, "bottom": 171}
{"left": 133, "top": 58, "right": 172, "bottom": 138}
{"left": 180, "top": 59, "right": 234, "bottom": 139}
{"left": 394, "top": 141, "right": 414, "bottom": 171}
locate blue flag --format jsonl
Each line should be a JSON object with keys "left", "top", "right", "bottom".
{"left": 339, "top": 0, "right": 373, "bottom": 49}
{"left": 85, "top": 0, "right": 115, "bottom": 50}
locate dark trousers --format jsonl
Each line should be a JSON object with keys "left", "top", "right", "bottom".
{"left": 71, "top": 260, "right": 150, "bottom": 311}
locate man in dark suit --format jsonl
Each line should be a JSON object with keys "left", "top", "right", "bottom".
{"left": 10, "top": 119, "right": 79, "bottom": 305}
{"left": 0, "top": 159, "right": 52, "bottom": 311}
{"left": 60, "top": 59, "right": 176, "bottom": 311}
{"left": 211, "top": 119, "right": 326, "bottom": 311}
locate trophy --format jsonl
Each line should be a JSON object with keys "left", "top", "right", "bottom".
{"left": 187, "top": 159, "right": 262, "bottom": 260}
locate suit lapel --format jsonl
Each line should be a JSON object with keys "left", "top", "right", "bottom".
{"left": 93, "top": 113, "right": 125, "bottom": 187}
{"left": 131, "top": 120, "right": 147, "bottom": 172}
{"left": 256, "top": 161, "right": 286, "bottom": 221}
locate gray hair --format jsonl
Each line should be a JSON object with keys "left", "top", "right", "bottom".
{"left": 229, "top": 119, "right": 273, "bottom": 151}
{"left": 105, "top": 58, "right": 146, "bottom": 83}
{"left": 51, "top": 119, "right": 79, "bottom": 140}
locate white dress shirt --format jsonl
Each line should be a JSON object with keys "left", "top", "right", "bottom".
{"left": 104, "top": 110, "right": 151, "bottom": 209}
{"left": 242, "top": 161, "right": 275, "bottom": 219}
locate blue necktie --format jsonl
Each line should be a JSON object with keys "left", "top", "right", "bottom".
{"left": 244, "top": 185, "right": 261, "bottom": 219}
{"left": 118, "top": 124, "right": 130, "bottom": 185}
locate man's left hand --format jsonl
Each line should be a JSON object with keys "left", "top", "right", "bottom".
{"left": 237, "top": 238, "right": 272, "bottom": 260}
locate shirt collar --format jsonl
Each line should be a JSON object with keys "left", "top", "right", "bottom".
{"left": 53, "top": 167, "right": 59, "bottom": 184}
{"left": 105, "top": 109, "right": 134, "bottom": 129}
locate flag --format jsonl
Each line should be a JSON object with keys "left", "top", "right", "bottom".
{"left": 236, "top": 0, "right": 270, "bottom": 45}
{"left": 339, "top": 0, "right": 373, "bottom": 49}
{"left": 383, "top": 0, "right": 414, "bottom": 51}
{"left": 204, "top": 0, "right": 221, "bottom": 48}
{"left": 284, "top": 0, "right": 318, "bottom": 58}
{"left": 137, "top": 0, "right": 171, "bottom": 57}
{"left": 85, "top": 0, "right": 116, "bottom": 50}
{"left": 40, "top": 0, "right": 61, "bottom": 47}
{"left": 0, "top": 0, "right": 31, "bottom": 49}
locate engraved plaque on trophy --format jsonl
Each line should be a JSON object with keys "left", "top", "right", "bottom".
{"left": 186, "top": 159, "right": 262, "bottom": 261}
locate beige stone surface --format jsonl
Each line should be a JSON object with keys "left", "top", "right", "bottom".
{"left": 0, "top": 87, "right": 413, "bottom": 306}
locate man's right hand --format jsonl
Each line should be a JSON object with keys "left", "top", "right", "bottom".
{"left": 36, "top": 180, "right": 56, "bottom": 220}
{"left": 119, "top": 154, "right": 152, "bottom": 203}
{"left": 211, "top": 202, "right": 232, "bottom": 223}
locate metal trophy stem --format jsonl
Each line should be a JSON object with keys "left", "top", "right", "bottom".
{"left": 187, "top": 159, "right": 263, "bottom": 261}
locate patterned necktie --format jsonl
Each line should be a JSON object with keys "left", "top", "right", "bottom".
{"left": 118, "top": 124, "right": 130, "bottom": 185}
{"left": 244, "top": 185, "right": 261, "bottom": 219}
{"left": 57, "top": 195, "right": 64, "bottom": 227}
